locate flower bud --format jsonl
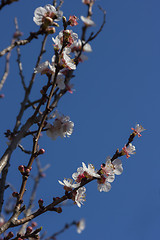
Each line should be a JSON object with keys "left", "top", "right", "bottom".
{"left": 56, "top": 207, "right": 62, "bottom": 213}
{"left": 38, "top": 149, "right": 45, "bottom": 155}
{"left": 26, "top": 226, "right": 33, "bottom": 234}
{"left": 68, "top": 16, "right": 78, "bottom": 26}
{"left": 13, "top": 31, "right": 23, "bottom": 39}
{"left": 43, "top": 16, "right": 53, "bottom": 26}
{"left": 0, "top": 94, "right": 5, "bottom": 98}
{"left": 0, "top": 217, "right": 4, "bottom": 227}
{"left": 31, "top": 222, "right": 37, "bottom": 228}
{"left": 38, "top": 199, "right": 44, "bottom": 208}
{"left": 46, "top": 27, "right": 56, "bottom": 34}
{"left": 52, "top": 22, "right": 59, "bottom": 27}
{"left": 25, "top": 168, "right": 31, "bottom": 175}
{"left": 12, "top": 192, "right": 18, "bottom": 198}
{"left": 18, "top": 165, "right": 24, "bottom": 173}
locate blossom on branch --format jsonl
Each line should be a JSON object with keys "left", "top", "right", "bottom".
{"left": 52, "top": 30, "right": 78, "bottom": 49}
{"left": 58, "top": 179, "right": 80, "bottom": 191}
{"left": 122, "top": 143, "right": 136, "bottom": 158}
{"left": 131, "top": 124, "right": 145, "bottom": 137}
{"left": 82, "top": 162, "right": 100, "bottom": 179}
{"left": 72, "top": 162, "right": 100, "bottom": 183}
{"left": 103, "top": 157, "right": 123, "bottom": 176}
{"left": 34, "top": 61, "right": 53, "bottom": 74}
{"left": 46, "top": 113, "right": 74, "bottom": 140}
{"left": 74, "top": 187, "right": 86, "bottom": 207}
{"left": 76, "top": 218, "right": 86, "bottom": 234}
{"left": 52, "top": 48, "right": 76, "bottom": 70}
{"left": 71, "top": 39, "right": 92, "bottom": 52}
{"left": 97, "top": 176, "right": 111, "bottom": 192}
{"left": 33, "top": 4, "right": 63, "bottom": 26}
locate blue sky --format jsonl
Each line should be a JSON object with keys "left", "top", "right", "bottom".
{"left": 0, "top": 0, "right": 160, "bottom": 239}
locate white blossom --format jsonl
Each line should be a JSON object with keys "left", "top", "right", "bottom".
{"left": 97, "top": 178, "right": 111, "bottom": 192}
{"left": 46, "top": 113, "right": 74, "bottom": 140}
{"left": 56, "top": 73, "right": 65, "bottom": 89}
{"left": 52, "top": 30, "right": 78, "bottom": 49}
{"left": 122, "top": 143, "right": 136, "bottom": 158}
{"left": 82, "top": 162, "right": 100, "bottom": 179}
{"left": 104, "top": 157, "right": 123, "bottom": 176}
{"left": 75, "top": 187, "right": 86, "bottom": 207}
{"left": 80, "top": 16, "right": 95, "bottom": 26}
{"left": 71, "top": 39, "right": 92, "bottom": 52}
{"left": 34, "top": 61, "right": 52, "bottom": 74}
{"left": 52, "top": 48, "right": 76, "bottom": 70}
{"left": 76, "top": 218, "right": 85, "bottom": 234}
{"left": 62, "top": 48, "right": 76, "bottom": 70}
{"left": 58, "top": 179, "right": 80, "bottom": 191}
{"left": 131, "top": 124, "right": 145, "bottom": 137}
{"left": 51, "top": 72, "right": 65, "bottom": 90}
{"left": 75, "top": 52, "right": 88, "bottom": 62}
{"left": 72, "top": 162, "right": 100, "bottom": 183}
{"left": 59, "top": 119, "right": 74, "bottom": 138}
{"left": 33, "top": 4, "right": 63, "bottom": 26}
{"left": 72, "top": 167, "right": 85, "bottom": 183}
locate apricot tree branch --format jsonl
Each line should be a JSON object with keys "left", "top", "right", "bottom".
{"left": 0, "top": 29, "right": 44, "bottom": 57}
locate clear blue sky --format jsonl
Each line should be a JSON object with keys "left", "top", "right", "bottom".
{"left": 0, "top": 0, "right": 160, "bottom": 239}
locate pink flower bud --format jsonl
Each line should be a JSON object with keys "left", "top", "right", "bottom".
{"left": 38, "top": 199, "right": 44, "bottom": 208}
{"left": 0, "top": 217, "right": 4, "bottom": 227}
{"left": 18, "top": 165, "right": 24, "bottom": 173}
{"left": 25, "top": 168, "right": 31, "bottom": 174}
{"left": 31, "top": 222, "right": 37, "bottom": 228}
{"left": 26, "top": 226, "right": 33, "bottom": 233}
{"left": 38, "top": 149, "right": 45, "bottom": 155}
{"left": 0, "top": 94, "right": 5, "bottom": 98}
{"left": 68, "top": 16, "right": 78, "bottom": 26}
{"left": 13, "top": 31, "right": 23, "bottom": 39}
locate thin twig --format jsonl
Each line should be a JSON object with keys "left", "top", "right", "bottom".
{"left": 25, "top": 99, "right": 41, "bottom": 110}
{"left": 0, "top": 29, "right": 44, "bottom": 57}
{"left": 81, "top": 0, "right": 94, "bottom": 41}
{"left": 0, "top": 0, "right": 19, "bottom": 10}
{"left": 18, "top": 144, "right": 32, "bottom": 155}
{"left": 14, "top": 17, "right": 26, "bottom": 91}
{"left": 13, "top": 33, "right": 48, "bottom": 134}
{"left": 87, "top": 6, "right": 106, "bottom": 42}
{"left": 45, "top": 221, "right": 77, "bottom": 240}
{"left": 53, "top": 0, "right": 57, "bottom": 7}
{"left": 0, "top": 38, "right": 15, "bottom": 91}
{"left": 56, "top": 0, "right": 64, "bottom": 11}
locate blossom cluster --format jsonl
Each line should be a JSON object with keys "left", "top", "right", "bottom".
{"left": 58, "top": 124, "right": 144, "bottom": 207}
{"left": 33, "top": 4, "right": 93, "bottom": 93}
